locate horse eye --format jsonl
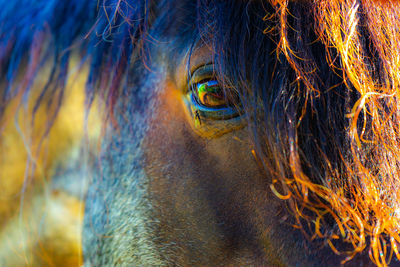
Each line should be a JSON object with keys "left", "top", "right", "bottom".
{"left": 193, "top": 80, "right": 240, "bottom": 108}
{"left": 183, "top": 66, "right": 246, "bottom": 136}
{"left": 184, "top": 63, "right": 244, "bottom": 130}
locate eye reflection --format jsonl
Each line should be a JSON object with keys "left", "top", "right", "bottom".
{"left": 194, "top": 80, "right": 226, "bottom": 108}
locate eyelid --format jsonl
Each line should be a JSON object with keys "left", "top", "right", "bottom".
{"left": 189, "top": 64, "right": 216, "bottom": 86}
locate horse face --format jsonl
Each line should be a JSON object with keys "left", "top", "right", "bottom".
{"left": 82, "top": 44, "right": 277, "bottom": 266}
{"left": 81, "top": 25, "right": 356, "bottom": 267}
{"left": 81, "top": 22, "right": 311, "bottom": 265}
{"left": 81, "top": 2, "right": 363, "bottom": 266}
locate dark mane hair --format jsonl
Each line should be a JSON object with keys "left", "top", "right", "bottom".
{"left": 2, "top": 0, "right": 400, "bottom": 265}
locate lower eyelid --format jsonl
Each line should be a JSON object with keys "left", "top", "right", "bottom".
{"left": 181, "top": 92, "right": 246, "bottom": 138}
{"left": 189, "top": 92, "right": 240, "bottom": 120}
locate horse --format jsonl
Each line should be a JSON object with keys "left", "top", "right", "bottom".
{"left": 1, "top": 0, "right": 400, "bottom": 266}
